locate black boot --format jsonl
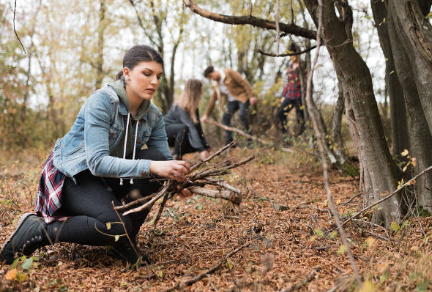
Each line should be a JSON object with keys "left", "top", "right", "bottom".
{"left": 108, "top": 239, "right": 151, "bottom": 267}
{"left": 1, "top": 213, "right": 50, "bottom": 264}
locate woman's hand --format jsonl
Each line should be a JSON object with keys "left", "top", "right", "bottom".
{"left": 200, "top": 150, "right": 210, "bottom": 161}
{"left": 149, "top": 160, "right": 190, "bottom": 182}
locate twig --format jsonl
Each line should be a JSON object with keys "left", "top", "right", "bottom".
{"left": 275, "top": 0, "right": 280, "bottom": 54}
{"left": 362, "top": 230, "right": 391, "bottom": 242}
{"left": 13, "top": 0, "right": 26, "bottom": 54}
{"left": 188, "top": 186, "right": 242, "bottom": 205}
{"left": 189, "top": 141, "right": 235, "bottom": 173}
{"left": 111, "top": 201, "right": 141, "bottom": 264}
{"left": 304, "top": 0, "right": 361, "bottom": 284}
{"left": 204, "top": 119, "right": 294, "bottom": 153}
{"left": 341, "top": 164, "right": 432, "bottom": 226}
{"left": 161, "top": 243, "right": 248, "bottom": 292}
{"left": 340, "top": 192, "right": 362, "bottom": 205}
{"left": 115, "top": 182, "right": 170, "bottom": 211}
{"left": 281, "top": 267, "right": 321, "bottom": 292}
{"left": 122, "top": 184, "right": 172, "bottom": 215}
{"left": 203, "top": 178, "right": 242, "bottom": 194}
{"left": 153, "top": 192, "right": 171, "bottom": 228}
{"left": 256, "top": 45, "right": 317, "bottom": 57}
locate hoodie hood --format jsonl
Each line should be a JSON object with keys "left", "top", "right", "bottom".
{"left": 108, "top": 79, "right": 151, "bottom": 120}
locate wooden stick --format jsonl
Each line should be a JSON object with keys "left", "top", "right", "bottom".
{"left": 161, "top": 243, "right": 248, "bottom": 292}
{"left": 282, "top": 267, "right": 320, "bottom": 292}
{"left": 115, "top": 182, "right": 170, "bottom": 211}
{"left": 189, "top": 141, "right": 236, "bottom": 173}
{"left": 153, "top": 192, "right": 172, "bottom": 228}
{"left": 203, "top": 178, "right": 242, "bottom": 194}
{"left": 122, "top": 184, "right": 171, "bottom": 216}
{"left": 341, "top": 164, "right": 432, "bottom": 226}
{"left": 188, "top": 186, "right": 242, "bottom": 205}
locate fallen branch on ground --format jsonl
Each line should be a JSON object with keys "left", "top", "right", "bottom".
{"left": 204, "top": 119, "right": 294, "bottom": 153}
{"left": 281, "top": 266, "right": 321, "bottom": 292}
{"left": 161, "top": 243, "right": 249, "bottom": 292}
{"left": 341, "top": 164, "right": 432, "bottom": 227}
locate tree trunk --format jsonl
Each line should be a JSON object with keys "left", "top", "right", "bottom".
{"left": 331, "top": 77, "right": 348, "bottom": 164}
{"left": 385, "top": 0, "right": 432, "bottom": 213}
{"left": 389, "top": 0, "right": 432, "bottom": 134}
{"left": 370, "top": 0, "right": 410, "bottom": 156}
{"left": 304, "top": 0, "right": 402, "bottom": 225}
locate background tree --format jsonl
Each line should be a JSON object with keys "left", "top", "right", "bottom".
{"left": 181, "top": 0, "right": 432, "bottom": 226}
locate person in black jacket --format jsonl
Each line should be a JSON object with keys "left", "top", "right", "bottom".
{"left": 164, "top": 79, "right": 210, "bottom": 160}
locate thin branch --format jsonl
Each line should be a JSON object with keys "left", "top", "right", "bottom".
{"left": 183, "top": 0, "right": 317, "bottom": 39}
{"left": 342, "top": 165, "right": 432, "bottom": 226}
{"left": 153, "top": 192, "right": 171, "bottom": 228}
{"left": 115, "top": 182, "right": 171, "bottom": 211}
{"left": 304, "top": 0, "right": 361, "bottom": 283}
{"left": 256, "top": 45, "right": 317, "bottom": 57}
{"left": 275, "top": 0, "right": 280, "bottom": 54}
{"left": 188, "top": 186, "right": 242, "bottom": 205}
{"left": 111, "top": 201, "right": 142, "bottom": 264}
{"left": 204, "top": 119, "right": 294, "bottom": 153}
{"left": 161, "top": 243, "right": 248, "bottom": 292}
{"left": 340, "top": 191, "right": 362, "bottom": 205}
{"left": 189, "top": 141, "right": 235, "bottom": 173}
{"left": 282, "top": 267, "right": 321, "bottom": 292}
{"left": 13, "top": 0, "right": 26, "bottom": 53}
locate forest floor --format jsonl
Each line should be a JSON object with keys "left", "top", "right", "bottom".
{"left": 1, "top": 146, "right": 432, "bottom": 292}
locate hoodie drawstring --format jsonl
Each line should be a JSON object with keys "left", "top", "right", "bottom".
{"left": 130, "top": 120, "right": 139, "bottom": 185}
{"left": 120, "top": 113, "right": 139, "bottom": 185}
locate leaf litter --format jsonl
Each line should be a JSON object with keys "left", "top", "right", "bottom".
{"left": 1, "top": 148, "right": 432, "bottom": 291}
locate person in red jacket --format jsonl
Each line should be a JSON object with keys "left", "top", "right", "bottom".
{"left": 278, "top": 43, "right": 305, "bottom": 137}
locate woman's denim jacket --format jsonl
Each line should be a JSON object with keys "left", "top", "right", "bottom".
{"left": 52, "top": 85, "right": 172, "bottom": 179}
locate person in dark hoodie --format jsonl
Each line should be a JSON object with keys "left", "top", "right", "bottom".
{"left": 0, "top": 45, "right": 191, "bottom": 267}
{"left": 164, "top": 79, "right": 210, "bottom": 160}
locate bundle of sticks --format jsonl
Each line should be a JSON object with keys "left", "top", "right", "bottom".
{"left": 115, "top": 142, "right": 254, "bottom": 226}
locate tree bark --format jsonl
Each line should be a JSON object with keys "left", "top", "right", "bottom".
{"left": 331, "top": 77, "right": 348, "bottom": 164}
{"left": 371, "top": 0, "right": 409, "bottom": 156}
{"left": 304, "top": 0, "right": 402, "bottom": 225}
{"left": 385, "top": 0, "right": 432, "bottom": 213}
{"left": 389, "top": 0, "right": 432, "bottom": 134}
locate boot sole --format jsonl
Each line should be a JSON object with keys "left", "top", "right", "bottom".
{"left": 1, "top": 212, "right": 35, "bottom": 258}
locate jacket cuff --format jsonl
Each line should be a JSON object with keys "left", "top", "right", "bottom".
{"left": 139, "top": 159, "right": 152, "bottom": 178}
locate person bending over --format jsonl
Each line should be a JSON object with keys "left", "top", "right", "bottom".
{"left": 1, "top": 45, "right": 191, "bottom": 267}
{"left": 201, "top": 66, "right": 257, "bottom": 145}
{"left": 164, "top": 79, "right": 210, "bottom": 160}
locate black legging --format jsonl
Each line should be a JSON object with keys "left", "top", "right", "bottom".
{"left": 46, "top": 149, "right": 166, "bottom": 246}
{"left": 165, "top": 123, "right": 197, "bottom": 158}
{"left": 278, "top": 98, "right": 304, "bottom": 134}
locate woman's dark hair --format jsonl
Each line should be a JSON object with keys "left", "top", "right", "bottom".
{"left": 289, "top": 42, "right": 299, "bottom": 54}
{"left": 116, "top": 45, "right": 164, "bottom": 80}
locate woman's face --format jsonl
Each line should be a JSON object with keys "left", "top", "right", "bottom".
{"left": 124, "top": 61, "right": 163, "bottom": 101}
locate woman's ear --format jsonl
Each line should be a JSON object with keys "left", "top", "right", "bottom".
{"left": 123, "top": 67, "right": 130, "bottom": 81}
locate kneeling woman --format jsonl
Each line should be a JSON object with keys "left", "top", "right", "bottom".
{"left": 164, "top": 79, "right": 210, "bottom": 160}
{"left": 1, "top": 45, "right": 190, "bottom": 266}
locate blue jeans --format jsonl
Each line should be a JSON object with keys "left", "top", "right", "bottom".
{"left": 222, "top": 100, "right": 250, "bottom": 144}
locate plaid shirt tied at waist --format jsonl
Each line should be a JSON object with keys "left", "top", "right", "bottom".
{"left": 35, "top": 153, "right": 67, "bottom": 224}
